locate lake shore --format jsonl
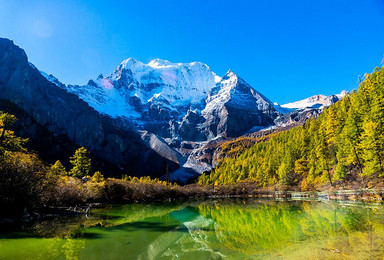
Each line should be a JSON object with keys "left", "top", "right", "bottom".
{"left": 2, "top": 183, "right": 383, "bottom": 223}
{"left": 199, "top": 186, "right": 384, "bottom": 203}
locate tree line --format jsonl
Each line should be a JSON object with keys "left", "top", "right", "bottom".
{"left": 0, "top": 111, "right": 176, "bottom": 217}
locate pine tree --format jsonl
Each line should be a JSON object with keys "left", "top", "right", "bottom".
{"left": 294, "top": 158, "right": 309, "bottom": 176}
{"left": 0, "top": 112, "right": 16, "bottom": 145}
{"left": 0, "top": 112, "right": 26, "bottom": 155}
{"left": 91, "top": 171, "right": 105, "bottom": 183}
{"left": 334, "top": 162, "right": 348, "bottom": 181}
{"left": 49, "top": 160, "right": 67, "bottom": 177}
{"left": 69, "top": 147, "right": 92, "bottom": 178}
{"left": 360, "top": 121, "right": 384, "bottom": 176}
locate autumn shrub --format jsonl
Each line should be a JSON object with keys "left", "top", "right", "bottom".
{"left": 49, "top": 176, "right": 87, "bottom": 206}
{"left": 105, "top": 179, "right": 134, "bottom": 202}
{"left": 0, "top": 152, "right": 47, "bottom": 217}
{"left": 84, "top": 182, "right": 107, "bottom": 202}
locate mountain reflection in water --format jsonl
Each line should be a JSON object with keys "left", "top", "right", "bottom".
{"left": 1, "top": 199, "right": 384, "bottom": 259}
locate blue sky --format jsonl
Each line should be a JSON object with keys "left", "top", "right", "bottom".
{"left": 1, "top": 0, "right": 384, "bottom": 104}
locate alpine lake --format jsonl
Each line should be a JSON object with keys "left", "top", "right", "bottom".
{"left": 1, "top": 198, "right": 384, "bottom": 259}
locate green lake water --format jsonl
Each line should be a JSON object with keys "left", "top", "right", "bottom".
{"left": 1, "top": 199, "right": 384, "bottom": 259}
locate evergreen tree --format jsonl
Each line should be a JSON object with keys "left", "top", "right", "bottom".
{"left": 69, "top": 147, "right": 91, "bottom": 178}
{"left": 49, "top": 160, "right": 67, "bottom": 177}
{"left": 294, "top": 158, "right": 309, "bottom": 176}
{"left": 0, "top": 112, "right": 26, "bottom": 155}
{"left": 91, "top": 171, "right": 105, "bottom": 183}
{"left": 360, "top": 121, "right": 384, "bottom": 176}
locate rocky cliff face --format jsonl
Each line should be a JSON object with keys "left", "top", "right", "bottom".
{"left": 200, "top": 71, "right": 278, "bottom": 138}
{"left": 0, "top": 38, "right": 178, "bottom": 177}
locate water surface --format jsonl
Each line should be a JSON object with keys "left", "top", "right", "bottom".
{"left": 1, "top": 199, "right": 384, "bottom": 259}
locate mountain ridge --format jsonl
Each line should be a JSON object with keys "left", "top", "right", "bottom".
{"left": 0, "top": 37, "right": 347, "bottom": 182}
{"left": 42, "top": 55, "right": 280, "bottom": 143}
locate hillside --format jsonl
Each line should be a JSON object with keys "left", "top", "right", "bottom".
{"left": 199, "top": 66, "right": 384, "bottom": 190}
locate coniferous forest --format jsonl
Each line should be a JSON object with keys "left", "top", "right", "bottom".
{"left": 198, "top": 66, "right": 384, "bottom": 189}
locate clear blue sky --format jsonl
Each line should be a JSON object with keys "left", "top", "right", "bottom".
{"left": 1, "top": 0, "right": 384, "bottom": 104}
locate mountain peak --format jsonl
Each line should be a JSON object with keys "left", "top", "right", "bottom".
{"left": 337, "top": 90, "right": 349, "bottom": 98}
{"left": 220, "top": 70, "right": 238, "bottom": 83}
{"left": 148, "top": 58, "right": 174, "bottom": 68}
{"left": 224, "top": 69, "right": 235, "bottom": 76}
{"left": 281, "top": 91, "right": 348, "bottom": 111}
{"left": 120, "top": 57, "right": 142, "bottom": 68}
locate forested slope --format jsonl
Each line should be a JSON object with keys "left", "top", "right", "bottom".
{"left": 199, "top": 66, "right": 384, "bottom": 190}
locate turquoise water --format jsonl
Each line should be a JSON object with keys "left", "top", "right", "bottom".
{"left": 1, "top": 199, "right": 384, "bottom": 259}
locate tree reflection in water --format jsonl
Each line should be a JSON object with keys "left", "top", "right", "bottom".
{"left": 1, "top": 200, "right": 384, "bottom": 259}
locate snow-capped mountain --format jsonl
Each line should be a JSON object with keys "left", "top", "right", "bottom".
{"left": 40, "top": 57, "right": 279, "bottom": 181}
{"left": 60, "top": 58, "right": 278, "bottom": 143}
{"left": 277, "top": 90, "right": 348, "bottom": 112}
{"left": 110, "top": 58, "right": 221, "bottom": 105}
{"left": 65, "top": 58, "right": 220, "bottom": 120}
{"left": 272, "top": 90, "right": 349, "bottom": 129}
{"left": 38, "top": 55, "right": 345, "bottom": 181}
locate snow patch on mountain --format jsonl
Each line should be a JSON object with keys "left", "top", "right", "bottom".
{"left": 66, "top": 78, "right": 141, "bottom": 119}
{"left": 108, "top": 58, "right": 220, "bottom": 108}
{"left": 38, "top": 69, "right": 66, "bottom": 89}
{"left": 202, "top": 70, "right": 274, "bottom": 116}
{"left": 280, "top": 90, "right": 348, "bottom": 111}
{"left": 336, "top": 90, "right": 349, "bottom": 99}
{"left": 273, "top": 103, "right": 295, "bottom": 114}
{"left": 62, "top": 58, "right": 228, "bottom": 120}
{"left": 281, "top": 94, "right": 328, "bottom": 109}
{"left": 201, "top": 70, "right": 237, "bottom": 116}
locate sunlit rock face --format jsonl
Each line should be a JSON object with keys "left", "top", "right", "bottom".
{"left": 64, "top": 58, "right": 278, "bottom": 141}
